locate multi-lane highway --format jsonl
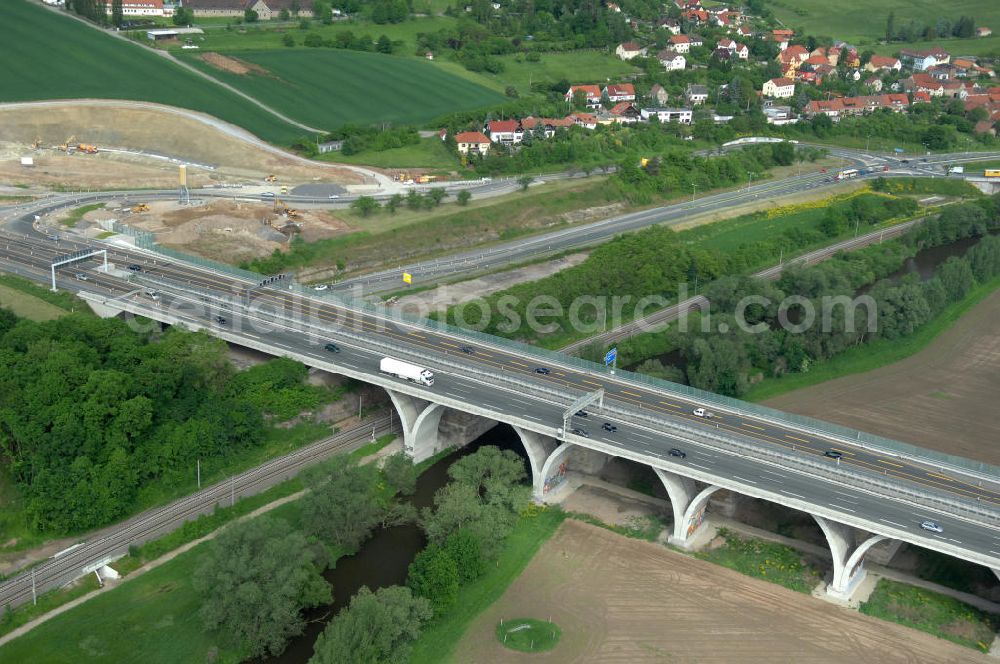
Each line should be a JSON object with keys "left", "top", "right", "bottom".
{"left": 3, "top": 232, "right": 1000, "bottom": 515}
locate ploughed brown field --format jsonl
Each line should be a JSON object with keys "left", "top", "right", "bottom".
{"left": 765, "top": 288, "right": 1000, "bottom": 467}
{"left": 453, "top": 520, "right": 986, "bottom": 663}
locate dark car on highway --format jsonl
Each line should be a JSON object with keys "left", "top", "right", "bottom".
{"left": 534, "top": 367, "right": 550, "bottom": 375}
{"left": 215, "top": 316, "right": 227, "bottom": 325}
{"left": 127, "top": 264, "right": 142, "bottom": 272}
{"left": 575, "top": 410, "right": 588, "bottom": 418}
{"left": 460, "top": 345, "right": 475, "bottom": 354}
{"left": 571, "top": 427, "right": 589, "bottom": 438}
{"left": 668, "top": 448, "right": 686, "bottom": 458}
{"left": 824, "top": 450, "right": 843, "bottom": 460}
{"left": 602, "top": 422, "right": 617, "bottom": 433}
{"left": 324, "top": 343, "right": 341, "bottom": 353}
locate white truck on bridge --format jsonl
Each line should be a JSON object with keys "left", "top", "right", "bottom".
{"left": 380, "top": 357, "right": 434, "bottom": 386}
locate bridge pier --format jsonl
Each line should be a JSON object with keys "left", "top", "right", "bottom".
{"left": 814, "top": 515, "right": 888, "bottom": 601}
{"left": 512, "top": 427, "right": 558, "bottom": 500}
{"left": 386, "top": 390, "right": 442, "bottom": 463}
{"left": 654, "top": 468, "right": 722, "bottom": 549}
{"left": 534, "top": 441, "right": 576, "bottom": 502}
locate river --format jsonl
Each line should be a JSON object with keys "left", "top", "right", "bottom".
{"left": 265, "top": 424, "right": 525, "bottom": 664}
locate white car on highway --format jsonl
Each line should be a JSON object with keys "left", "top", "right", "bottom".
{"left": 920, "top": 520, "right": 944, "bottom": 533}
{"left": 313, "top": 284, "right": 329, "bottom": 291}
{"left": 692, "top": 408, "right": 714, "bottom": 419}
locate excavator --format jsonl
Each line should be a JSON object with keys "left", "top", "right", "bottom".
{"left": 77, "top": 143, "right": 98, "bottom": 154}
{"left": 130, "top": 203, "right": 150, "bottom": 213}
{"left": 31, "top": 137, "right": 42, "bottom": 150}
{"left": 264, "top": 174, "right": 278, "bottom": 183}
{"left": 58, "top": 135, "right": 76, "bottom": 153}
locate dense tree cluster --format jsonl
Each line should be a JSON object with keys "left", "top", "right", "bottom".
{"left": 885, "top": 11, "right": 978, "bottom": 42}
{"left": 633, "top": 198, "right": 1000, "bottom": 397}
{"left": 407, "top": 446, "right": 528, "bottom": 611}
{"left": 0, "top": 317, "right": 327, "bottom": 533}
{"left": 194, "top": 516, "right": 331, "bottom": 658}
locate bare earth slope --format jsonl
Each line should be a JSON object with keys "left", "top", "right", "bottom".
{"left": 0, "top": 100, "right": 380, "bottom": 184}
{"left": 453, "top": 520, "right": 985, "bottom": 663}
{"left": 765, "top": 288, "right": 1000, "bottom": 466}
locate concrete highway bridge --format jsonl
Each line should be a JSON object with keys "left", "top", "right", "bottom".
{"left": 1, "top": 228, "right": 1000, "bottom": 610}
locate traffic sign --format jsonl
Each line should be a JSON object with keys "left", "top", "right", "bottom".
{"left": 894, "top": 147, "right": 904, "bottom": 153}
{"left": 604, "top": 347, "right": 617, "bottom": 366}
{"left": 403, "top": 272, "right": 412, "bottom": 284}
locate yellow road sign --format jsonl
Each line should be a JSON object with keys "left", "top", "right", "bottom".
{"left": 403, "top": 272, "right": 412, "bottom": 284}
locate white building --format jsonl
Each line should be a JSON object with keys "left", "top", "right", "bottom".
{"left": 762, "top": 77, "right": 795, "bottom": 99}
{"left": 640, "top": 108, "right": 693, "bottom": 124}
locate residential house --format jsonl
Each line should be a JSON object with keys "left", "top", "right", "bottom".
{"left": 485, "top": 119, "right": 523, "bottom": 145}
{"left": 803, "top": 93, "right": 909, "bottom": 119}
{"left": 656, "top": 17, "right": 681, "bottom": 34}
{"left": 658, "top": 51, "right": 687, "bottom": 71}
{"left": 649, "top": 84, "right": 670, "bottom": 105}
{"left": 685, "top": 83, "right": 709, "bottom": 105}
{"left": 687, "top": 34, "right": 704, "bottom": 48}
{"left": 184, "top": 0, "right": 314, "bottom": 18}
{"left": 977, "top": 27, "right": 992, "bottom": 37}
{"left": 565, "top": 85, "right": 603, "bottom": 108}
{"left": 607, "top": 2, "right": 621, "bottom": 11}
{"left": 520, "top": 116, "right": 574, "bottom": 138}
{"left": 865, "top": 55, "right": 901, "bottom": 73}
{"left": 454, "top": 131, "right": 491, "bottom": 156}
{"left": 569, "top": 112, "right": 598, "bottom": 129}
{"left": 814, "top": 63, "right": 836, "bottom": 79}
{"left": 604, "top": 83, "right": 636, "bottom": 102}
{"left": 734, "top": 43, "right": 749, "bottom": 59}
{"left": 778, "top": 45, "right": 810, "bottom": 70}
{"left": 609, "top": 102, "right": 641, "bottom": 123}
{"left": 899, "top": 48, "right": 950, "bottom": 72}
{"left": 717, "top": 37, "right": 737, "bottom": 52}
{"left": 912, "top": 91, "right": 932, "bottom": 104}
{"left": 104, "top": 0, "right": 167, "bottom": 17}
{"left": 667, "top": 35, "right": 693, "bottom": 53}
{"left": 902, "top": 73, "right": 945, "bottom": 96}
{"left": 762, "top": 77, "right": 795, "bottom": 98}
{"left": 616, "top": 42, "right": 647, "bottom": 60}
{"left": 941, "top": 79, "right": 968, "bottom": 99}
{"left": 735, "top": 25, "right": 753, "bottom": 39}
{"left": 804, "top": 54, "right": 830, "bottom": 68}
{"left": 771, "top": 29, "right": 794, "bottom": 50}
{"left": 685, "top": 8, "right": 709, "bottom": 24}
{"left": 640, "top": 107, "right": 693, "bottom": 124}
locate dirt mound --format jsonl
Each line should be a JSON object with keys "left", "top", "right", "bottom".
{"left": 128, "top": 199, "right": 350, "bottom": 265}
{"left": 200, "top": 53, "right": 272, "bottom": 77}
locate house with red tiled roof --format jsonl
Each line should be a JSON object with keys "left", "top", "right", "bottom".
{"left": 485, "top": 119, "right": 523, "bottom": 145}
{"left": 778, "top": 45, "right": 809, "bottom": 69}
{"left": 609, "top": 102, "right": 641, "bottom": 123}
{"left": 912, "top": 91, "right": 932, "bottom": 104}
{"left": 604, "top": 83, "right": 636, "bottom": 102}
{"left": 656, "top": 17, "right": 681, "bottom": 34}
{"left": 667, "top": 34, "right": 693, "bottom": 53}
{"left": 685, "top": 8, "right": 709, "bottom": 24}
{"left": 771, "top": 29, "right": 794, "bottom": 49}
{"left": 902, "top": 73, "right": 945, "bottom": 96}
{"left": 803, "top": 93, "right": 909, "bottom": 118}
{"left": 804, "top": 54, "right": 829, "bottom": 67}
{"left": 569, "top": 112, "right": 598, "bottom": 129}
{"left": 735, "top": 25, "right": 752, "bottom": 38}
{"left": 565, "top": 85, "right": 602, "bottom": 108}
{"left": 977, "top": 26, "right": 992, "bottom": 37}
{"left": 454, "top": 131, "right": 491, "bottom": 156}
{"left": 733, "top": 43, "right": 749, "bottom": 59}
{"left": 866, "top": 55, "right": 901, "bottom": 73}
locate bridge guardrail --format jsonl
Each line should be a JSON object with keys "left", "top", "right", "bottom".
{"left": 189, "top": 295, "right": 1000, "bottom": 525}
{"left": 107, "top": 210, "right": 1000, "bottom": 486}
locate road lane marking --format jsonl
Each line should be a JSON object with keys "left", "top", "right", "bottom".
{"left": 622, "top": 389, "right": 642, "bottom": 397}
{"left": 829, "top": 504, "right": 856, "bottom": 513}
{"left": 732, "top": 475, "right": 757, "bottom": 484}
{"left": 741, "top": 422, "right": 765, "bottom": 431}
{"left": 582, "top": 379, "right": 602, "bottom": 387}
{"left": 785, "top": 434, "right": 809, "bottom": 443}
{"left": 829, "top": 447, "right": 853, "bottom": 456}
{"left": 660, "top": 401, "right": 681, "bottom": 408}
{"left": 509, "top": 360, "right": 529, "bottom": 368}
{"left": 878, "top": 458, "right": 904, "bottom": 468}
{"left": 879, "top": 518, "right": 906, "bottom": 528}
{"left": 779, "top": 490, "right": 805, "bottom": 499}
{"left": 759, "top": 469, "right": 785, "bottom": 477}
{"left": 441, "top": 341, "right": 458, "bottom": 348}
{"left": 927, "top": 472, "right": 954, "bottom": 481}
{"left": 689, "top": 463, "right": 713, "bottom": 470}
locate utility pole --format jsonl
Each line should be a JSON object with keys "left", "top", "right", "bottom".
{"left": 230, "top": 476, "right": 235, "bottom": 507}
{"left": 197, "top": 459, "right": 201, "bottom": 489}
{"left": 31, "top": 568, "right": 36, "bottom": 606}
{"left": 358, "top": 393, "right": 363, "bottom": 419}
{"left": 691, "top": 182, "right": 696, "bottom": 202}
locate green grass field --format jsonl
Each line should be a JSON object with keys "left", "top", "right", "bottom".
{"left": 860, "top": 579, "right": 998, "bottom": 652}
{"left": 2, "top": 0, "right": 304, "bottom": 144}
{"left": 769, "top": 0, "right": 1000, "bottom": 55}
{"left": 694, "top": 528, "right": 824, "bottom": 593}
{"left": 0, "top": 284, "right": 69, "bottom": 322}
{"left": 326, "top": 136, "right": 459, "bottom": 169}
{"left": 410, "top": 507, "right": 567, "bottom": 664}
{"left": 177, "top": 49, "right": 505, "bottom": 129}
